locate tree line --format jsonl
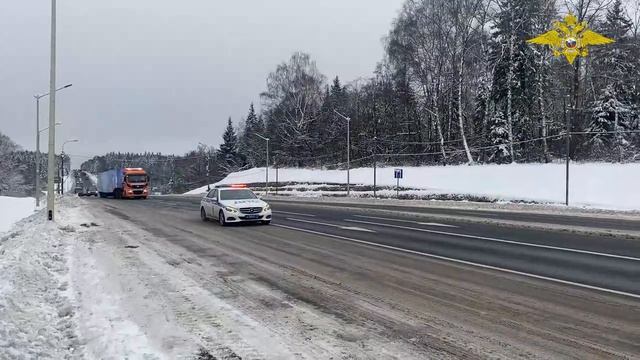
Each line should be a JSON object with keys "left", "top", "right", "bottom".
{"left": 0, "top": 131, "right": 69, "bottom": 197}
{"left": 77, "top": 0, "right": 640, "bottom": 194}
{"left": 219, "top": 0, "right": 640, "bottom": 172}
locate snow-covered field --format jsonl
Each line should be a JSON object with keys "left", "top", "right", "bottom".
{"left": 0, "top": 196, "right": 35, "bottom": 233}
{"left": 186, "top": 163, "right": 640, "bottom": 210}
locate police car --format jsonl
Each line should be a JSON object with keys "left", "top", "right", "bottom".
{"left": 200, "top": 185, "right": 272, "bottom": 226}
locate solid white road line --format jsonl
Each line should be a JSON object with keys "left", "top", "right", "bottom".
{"left": 418, "top": 222, "right": 458, "bottom": 228}
{"left": 272, "top": 224, "right": 640, "bottom": 300}
{"left": 286, "top": 217, "right": 375, "bottom": 233}
{"left": 346, "top": 219, "right": 640, "bottom": 262}
{"left": 354, "top": 215, "right": 458, "bottom": 228}
{"left": 274, "top": 210, "right": 316, "bottom": 217}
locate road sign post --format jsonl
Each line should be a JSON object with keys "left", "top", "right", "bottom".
{"left": 394, "top": 168, "right": 403, "bottom": 199}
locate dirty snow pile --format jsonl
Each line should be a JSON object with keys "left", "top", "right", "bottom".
{"left": 0, "top": 196, "right": 35, "bottom": 233}
{"left": 186, "top": 163, "right": 640, "bottom": 210}
{"left": 0, "top": 205, "right": 78, "bottom": 358}
{"left": 0, "top": 199, "right": 195, "bottom": 359}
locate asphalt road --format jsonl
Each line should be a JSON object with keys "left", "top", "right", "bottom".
{"left": 269, "top": 197, "right": 640, "bottom": 232}
{"left": 87, "top": 195, "right": 640, "bottom": 358}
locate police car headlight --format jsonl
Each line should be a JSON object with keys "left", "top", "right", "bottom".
{"left": 224, "top": 206, "right": 239, "bottom": 213}
{"left": 263, "top": 204, "right": 271, "bottom": 211}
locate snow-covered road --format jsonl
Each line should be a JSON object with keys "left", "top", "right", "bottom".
{"left": 2, "top": 196, "right": 638, "bottom": 359}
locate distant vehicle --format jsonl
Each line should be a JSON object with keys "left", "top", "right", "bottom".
{"left": 200, "top": 185, "right": 272, "bottom": 226}
{"left": 97, "top": 168, "right": 149, "bottom": 199}
{"left": 77, "top": 184, "right": 98, "bottom": 197}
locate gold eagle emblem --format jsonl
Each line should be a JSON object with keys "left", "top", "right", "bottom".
{"left": 527, "top": 14, "right": 614, "bottom": 64}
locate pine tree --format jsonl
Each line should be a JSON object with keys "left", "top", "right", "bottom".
{"left": 218, "top": 117, "right": 241, "bottom": 173}
{"left": 588, "top": 0, "right": 637, "bottom": 160}
{"left": 488, "top": 111, "right": 511, "bottom": 164}
{"left": 588, "top": 85, "right": 632, "bottom": 160}
{"left": 313, "top": 76, "right": 349, "bottom": 163}
{"left": 489, "top": 0, "right": 546, "bottom": 162}
{"left": 239, "top": 103, "right": 265, "bottom": 167}
{"left": 592, "top": 0, "right": 635, "bottom": 97}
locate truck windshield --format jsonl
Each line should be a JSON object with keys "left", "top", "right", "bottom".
{"left": 219, "top": 189, "right": 257, "bottom": 200}
{"left": 126, "top": 175, "right": 147, "bottom": 183}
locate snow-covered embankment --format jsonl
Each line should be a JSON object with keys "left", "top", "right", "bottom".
{"left": 0, "top": 196, "right": 36, "bottom": 233}
{"left": 186, "top": 163, "right": 640, "bottom": 210}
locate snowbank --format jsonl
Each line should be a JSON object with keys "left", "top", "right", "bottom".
{"left": 62, "top": 175, "right": 75, "bottom": 194}
{"left": 0, "top": 199, "right": 191, "bottom": 359}
{"left": 185, "top": 163, "right": 640, "bottom": 210}
{"left": 0, "top": 196, "right": 35, "bottom": 233}
{"left": 0, "top": 205, "right": 77, "bottom": 358}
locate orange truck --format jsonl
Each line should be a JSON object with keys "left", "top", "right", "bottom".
{"left": 97, "top": 167, "right": 150, "bottom": 199}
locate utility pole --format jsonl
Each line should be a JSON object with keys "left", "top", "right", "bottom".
{"left": 256, "top": 134, "right": 270, "bottom": 195}
{"left": 206, "top": 151, "right": 210, "bottom": 191}
{"left": 372, "top": 136, "right": 377, "bottom": 199}
{"left": 564, "top": 95, "right": 571, "bottom": 206}
{"left": 334, "top": 110, "right": 351, "bottom": 196}
{"left": 275, "top": 161, "right": 279, "bottom": 196}
{"left": 46, "top": 0, "right": 57, "bottom": 220}
{"left": 198, "top": 142, "right": 211, "bottom": 191}
{"left": 60, "top": 153, "right": 64, "bottom": 195}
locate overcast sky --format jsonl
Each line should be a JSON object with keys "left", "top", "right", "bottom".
{"left": 0, "top": 0, "right": 405, "bottom": 167}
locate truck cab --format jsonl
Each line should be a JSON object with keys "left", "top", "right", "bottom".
{"left": 121, "top": 168, "right": 149, "bottom": 199}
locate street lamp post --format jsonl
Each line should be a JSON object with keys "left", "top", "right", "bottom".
{"left": 46, "top": 0, "right": 58, "bottom": 220}
{"left": 564, "top": 95, "right": 571, "bottom": 206}
{"left": 60, "top": 139, "right": 78, "bottom": 195}
{"left": 34, "top": 84, "right": 72, "bottom": 207}
{"left": 255, "top": 134, "right": 270, "bottom": 195}
{"left": 198, "top": 142, "right": 211, "bottom": 191}
{"left": 334, "top": 110, "right": 351, "bottom": 196}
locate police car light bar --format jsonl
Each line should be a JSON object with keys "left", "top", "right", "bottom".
{"left": 215, "top": 184, "right": 248, "bottom": 189}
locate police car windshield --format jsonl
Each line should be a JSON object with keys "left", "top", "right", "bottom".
{"left": 220, "top": 189, "right": 257, "bottom": 200}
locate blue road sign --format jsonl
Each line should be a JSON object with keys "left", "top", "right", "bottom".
{"left": 394, "top": 169, "right": 403, "bottom": 179}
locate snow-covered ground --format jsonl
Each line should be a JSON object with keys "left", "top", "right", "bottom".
{"left": 186, "top": 163, "right": 640, "bottom": 210}
{"left": 0, "top": 196, "right": 36, "bottom": 233}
